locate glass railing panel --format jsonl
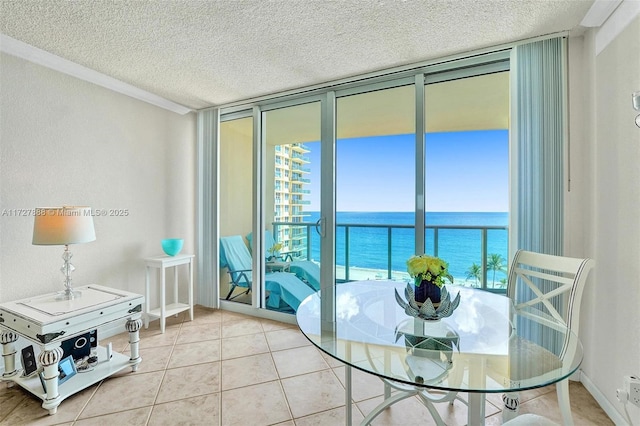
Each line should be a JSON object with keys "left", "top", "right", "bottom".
{"left": 335, "top": 226, "right": 347, "bottom": 281}
{"left": 391, "top": 226, "right": 415, "bottom": 281}
{"left": 486, "top": 228, "right": 509, "bottom": 289}
{"left": 436, "top": 228, "right": 483, "bottom": 287}
{"left": 274, "top": 220, "right": 507, "bottom": 291}
{"left": 343, "top": 225, "right": 391, "bottom": 281}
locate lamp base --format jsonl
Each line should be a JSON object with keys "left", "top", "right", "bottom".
{"left": 56, "top": 289, "right": 82, "bottom": 301}
{"left": 57, "top": 245, "right": 82, "bottom": 301}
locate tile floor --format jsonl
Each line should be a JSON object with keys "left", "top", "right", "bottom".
{"left": 0, "top": 306, "right": 614, "bottom": 425}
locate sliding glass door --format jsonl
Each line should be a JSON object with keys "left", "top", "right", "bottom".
{"left": 329, "top": 69, "right": 510, "bottom": 290}
{"left": 424, "top": 71, "right": 510, "bottom": 290}
{"left": 335, "top": 85, "right": 416, "bottom": 282}
{"left": 261, "top": 101, "right": 321, "bottom": 313}
{"left": 216, "top": 53, "right": 511, "bottom": 316}
{"left": 219, "top": 116, "right": 254, "bottom": 305}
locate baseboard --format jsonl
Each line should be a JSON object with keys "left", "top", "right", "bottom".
{"left": 219, "top": 300, "right": 297, "bottom": 325}
{"left": 581, "top": 371, "right": 629, "bottom": 426}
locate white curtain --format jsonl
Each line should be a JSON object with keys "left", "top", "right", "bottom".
{"left": 511, "top": 37, "right": 567, "bottom": 353}
{"left": 197, "top": 108, "right": 220, "bottom": 308}
{"left": 512, "top": 37, "right": 566, "bottom": 256}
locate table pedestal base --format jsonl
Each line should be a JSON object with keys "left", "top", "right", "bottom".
{"left": 356, "top": 377, "right": 465, "bottom": 426}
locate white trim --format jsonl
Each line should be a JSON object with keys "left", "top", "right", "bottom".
{"left": 218, "top": 301, "right": 297, "bottom": 325}
{"left": 509, "top": 48, "right": 519, "bottom": 261}
{"left": 595, "top": 0, "right": 640, "bottom": 55}
{"left": 581, "top": 372, "right": 630, "bottom": 425}
{"left": 415, "top": 73, "right": 426, "bottom": 255}
{"left": 196, "top": 109, "right": 220, "bottom": 308}
{"left": 0, "top": 33, "right": 192, "bottom": 115}
{"left": 254, "top": 105, "right": 264, "bottom": 310}
{"left": 581, "top": 0, "right": 623, "bottom": 27}
{"left": 319, "top": 91, "right": 337, "bottom": 324}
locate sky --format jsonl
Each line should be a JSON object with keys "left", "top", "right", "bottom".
{"left": 304, "top": 130, "right": 509, "bottom": 212}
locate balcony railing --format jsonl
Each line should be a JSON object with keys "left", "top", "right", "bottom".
{"left": 273, "top": 221, "right": 509, "bottom": 291}
{"left": 291, "top": 152, "right": 309, "bottom": 161}
{"left": 291, "top": 163, "right": 311, "bottom": 172}
{"left": 290, "top": 199, "right": 311, "bottom": 205}
{"left": 290, "top": 188, "right": 311, "bottom": 195}
{"left": 291, "top": 177, "right": 311, "bottom": 184}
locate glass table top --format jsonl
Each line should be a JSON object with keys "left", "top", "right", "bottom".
{"left": 296, "top": 280, "right": 583, "bottom": 394}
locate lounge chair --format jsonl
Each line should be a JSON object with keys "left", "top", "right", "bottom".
{"left": 219, "top": 235, "right": 314, "bottom": 312}
{"left": 246, "top": 230, "right": 321, "bottom": 291}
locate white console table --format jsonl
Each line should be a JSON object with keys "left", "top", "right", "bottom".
{"left": 144, "top": 254, "right": 194, "bottom": 333}
{"left": 0, "top": 285, "right": 144, "bottom": 415}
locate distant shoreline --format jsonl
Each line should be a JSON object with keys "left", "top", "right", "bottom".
{"left": 334, "top": 264, "right": 505, "bottom": 289}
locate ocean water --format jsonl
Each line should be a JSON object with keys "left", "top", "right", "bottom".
{"left": 305, "top": 211, "right": 509, "bottom": 283}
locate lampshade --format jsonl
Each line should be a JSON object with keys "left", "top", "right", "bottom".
{"left": 32, "top": 206, "right": 96, "bottom": 245}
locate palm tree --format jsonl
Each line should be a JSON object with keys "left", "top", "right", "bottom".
{"left": 465, "top": 263, "right": 482, "bottom": 287}
{"left": 487, "top": 253, "right": 506, "bottom": 287}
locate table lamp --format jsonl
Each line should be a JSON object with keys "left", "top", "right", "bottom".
{"left": 32, "top": 206, "right": 96, "bottom": 300}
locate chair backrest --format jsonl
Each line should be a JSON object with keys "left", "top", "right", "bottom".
{"left": 220, "top": 235, "right": 253, "bottom": 284}
{"left": 507, "top": 250, "right": 594, "bottom": 335}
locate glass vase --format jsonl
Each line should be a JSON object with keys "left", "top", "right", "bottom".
{"left": 414, "top": 280, "right": 441, "bottom": 307}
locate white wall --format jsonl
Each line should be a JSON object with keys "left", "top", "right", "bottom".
{"left": 568, "top": 15, "right": 640, "bottom": 424}
{"left": 0, "top": 53, "right": 196, "bottom": 302}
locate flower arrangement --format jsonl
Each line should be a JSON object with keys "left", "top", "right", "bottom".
{"left": 406, "top": 254, "right": 453, "bottom": 288}
{"left": 268, "top": 242, "right": 283, "bottom": 259}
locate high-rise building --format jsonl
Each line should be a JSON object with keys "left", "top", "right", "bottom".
{"left": 273, "top": 143, "right": 311, "bottom": 259}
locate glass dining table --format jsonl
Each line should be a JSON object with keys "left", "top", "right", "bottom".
{"left": 295, "top": 280, "right": 583, "bottom": 426}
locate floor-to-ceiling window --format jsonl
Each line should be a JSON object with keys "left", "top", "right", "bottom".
{"left": 219, "top": 116, "right": 254, "bottom": 305}
{"left": 261, "top": 101, "right": 321, "bottom": 312}
{"left": 424, "top": 71, "right": 510, "bottom": 290}
{"left": 335, "top": 84, "right": 416, "bottom": 282}
{"left": 264, "top": 102, "right": 321, "bottom": 263}
{"left": 215, "top": 52, "right": 511, "bottom": 316}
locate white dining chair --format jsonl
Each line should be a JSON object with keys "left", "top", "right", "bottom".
{"left": 502, "top": 249, "right": 594, "bottom": 425}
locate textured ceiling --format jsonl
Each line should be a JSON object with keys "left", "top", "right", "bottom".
{"left": 0, "top": 0, "right": 594, "bottom": 110}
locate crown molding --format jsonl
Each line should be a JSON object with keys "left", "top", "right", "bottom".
{"left": 581, "top": 0, "right": 623, "bottom": 27}
{"left": 595, "top": 0, "right": 640, "bottom": 55}
{"left": 0, "top": 34, "right": 192, "bottom": 115}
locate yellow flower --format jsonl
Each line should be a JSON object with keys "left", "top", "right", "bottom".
{"left": 268, "top": 242, "right": 283, "bottom": 254}
{"left": 406, "top": 254, "right": 453, "bottom": 288}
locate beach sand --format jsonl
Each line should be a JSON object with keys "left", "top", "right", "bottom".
{"left": 334, "top": 265, "right": 497, "bottom": 288}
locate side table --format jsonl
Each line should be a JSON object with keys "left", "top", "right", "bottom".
{"left": 266, "top": 261, "right": 290, "bottom": 273}
{"left": 0, "top": 285, "right": 144, "bottom": 415}
{"left": 144, "top": 254, "right": 194, "bottom": 333}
